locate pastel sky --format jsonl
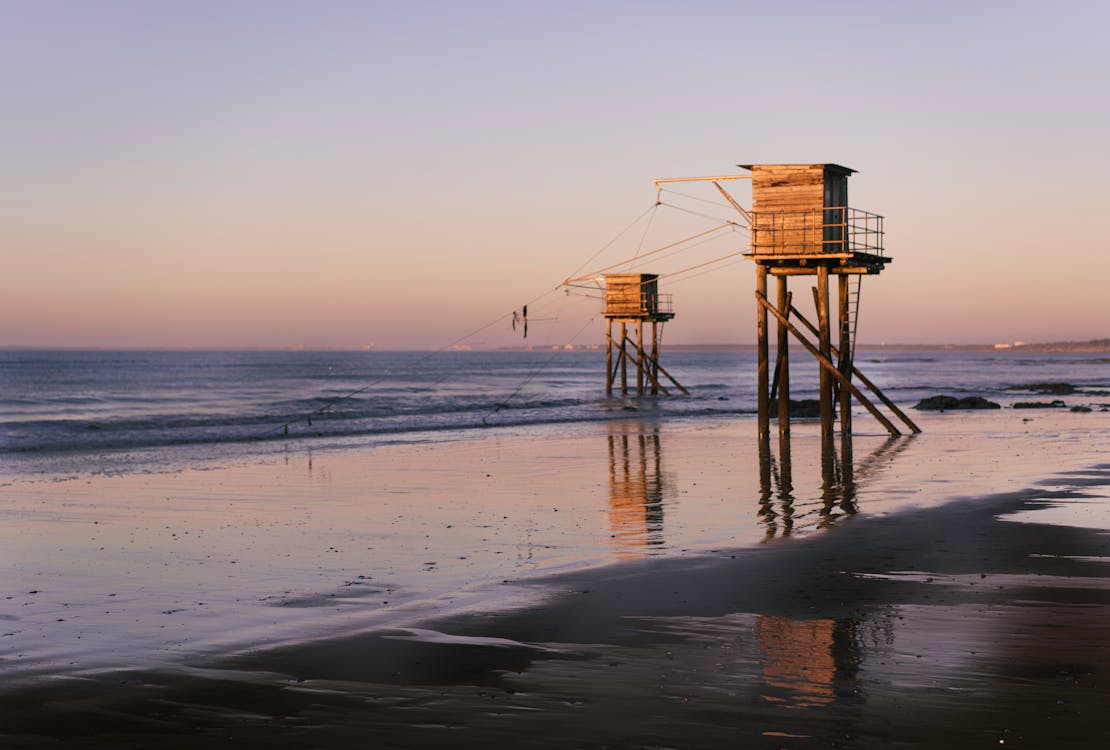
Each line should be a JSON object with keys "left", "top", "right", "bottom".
{"left": 2, "top": 0, "right": 1107, "bottom": 349}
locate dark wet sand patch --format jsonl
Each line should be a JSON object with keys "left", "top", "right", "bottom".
{"left": 4, "top": 471, "right": 1110, "bottom": 749}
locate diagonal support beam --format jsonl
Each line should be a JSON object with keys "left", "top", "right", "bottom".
{"left": 789, "top": 304, "right": 921, "bottom": 434}
{"left": 756, "top": 292, "right": 901, "bottom": 436}
{"left": 613, "top": 335, "right": 673, "bottom": 396}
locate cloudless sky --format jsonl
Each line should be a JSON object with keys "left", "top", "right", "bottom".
{"left": 2, "top": 0, "right": 1107, "bottom": 349}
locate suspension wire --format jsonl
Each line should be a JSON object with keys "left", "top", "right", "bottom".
{"left": 657, "top": 199, "right": 748, "bottom": 228}
{"left": 261, "top": 288, "right": 566, "bottom": 440}
{"left": 480, "top": 313, "right": 598, "bottom": 425}
{"left": 621, "top": 226, "right": 744, "bottom": 275}
{"left": 264, "top": 198, "right": 741, "bottom": 441}
{"left": 564, "top": 202, "right": 659, "bottom": 282}
{"left": 657, "top": 251, "right": 745, "bottom": 282}
{"left": 658, "top": 186, "right": 735, "bottom": 212}
{"left": 630, "top": 200, "right": 659, "bottom": 265}
{"left": 663, "top": 257, "right": 746, "bottom": 286}
{"left": 567, "top": 223, "right": 733, "bottom": 282}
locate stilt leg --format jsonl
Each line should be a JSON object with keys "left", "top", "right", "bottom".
{"left": 776, "top": 275, "right": 790, "bottom": 439}
{"left": 651, "top": 322, "right": 660, "bottom": 396}
{"left": 620, "top": 322, "right": 628, "bottom": 395}
{"left": 816, "top": 266, "right": 833, "bottom": 437}
{"left": 636, "top": 321, "right": 644, "bottom": 397}
{"left": 757, "top": 264, "right": 770, "bottom": 441}
{"left": 838, "top": 274, "right": 853, "bottom": 436}
{"left": 605, "top": 318, "right": 613, "bottom": 396}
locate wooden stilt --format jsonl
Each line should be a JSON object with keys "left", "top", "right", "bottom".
{"left": 838, "top": 274, "right": 853, "bottom": 435}
{"left": 757, "top": 292, "right": 901, "bottom": 436}
{"left": 612, "top": 334, "right": 683, "bottom": 396}
{"left": 650, "top": 322, "right": 660, "bottom": 396}
{"left": 776, "top": 276, "right": 791, "bottom": 439}
{"left": 788, "top": 304, "right": 922, "bottom": 434}
{"left": 756, "top": 264, "right": 770, "bottom": 440}
{"left": 816, "top": 267, "right": 833, "bottom": 436}
{"left": 620, "top": 322, "right": 628, "bottom": 395}
{"left": 605, "top": 319, "right": 613, "bottom": 396}
{"left": 636, "top": 321, "right": 644, "bottom": 396}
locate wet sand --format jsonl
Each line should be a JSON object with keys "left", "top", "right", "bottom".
{"left": 3, "top": 412, "right": 1110, "bottom": 748}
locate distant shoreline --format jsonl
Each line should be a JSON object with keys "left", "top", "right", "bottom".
{"left": 2, "top": 339, "right": 1108, "bottom": 353}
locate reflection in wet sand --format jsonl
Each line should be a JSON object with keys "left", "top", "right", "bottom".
{"left": 756, "top": 616, "right": 845, "bottom": 707}
{"left": 607, "top": 424, "right": 674, "bottom": 557}
{"left": 759, "top": 431, "right": 916, "bottom": 539}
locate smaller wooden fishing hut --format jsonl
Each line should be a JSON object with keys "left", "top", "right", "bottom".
{"left": 602, "top": 274, "right": 687, "bottom": 396}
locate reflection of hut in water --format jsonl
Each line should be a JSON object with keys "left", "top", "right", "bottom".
{"left": 607, "top": 425, "right": 675, "bottom": 556}
{"left": 755, "top": 615, "right": 861, "bottom": 708}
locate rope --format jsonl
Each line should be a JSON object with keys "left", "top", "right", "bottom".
{"left": 564, "top": 202, "right": 659, "bottom": 282}
{"left": 620, "top": 227, "right": 743, "bottom": 275}
{"left": 480, "top": 314, "right": 598, "bottom": 425}
{"left": 630, "top": 201, "right": 659, "bottom": 266}
{"left": 658, "top": 186, "right": 735, "bottom": 212}
{"left": 658, "top": 251, "right": 745, "bottom": 282}
{"left": 265, "top": 195, "right": 744, "bottom": 442}
{"left": 568, "top": 223, "right": 733, "bottom": 281}
{"left": 657, "top": 200, "right": 749, "bottom": 229}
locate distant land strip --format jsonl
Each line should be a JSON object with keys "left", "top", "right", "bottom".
{"left": 2, "top": 339, "right": 1107, "bottom": 353}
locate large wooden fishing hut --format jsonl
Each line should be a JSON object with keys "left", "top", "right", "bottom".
{"left": 741, "top": 163, "right": 919, "bottom": 438}
{"left": 602, "top": 273, "right": 687, "bottom": 397}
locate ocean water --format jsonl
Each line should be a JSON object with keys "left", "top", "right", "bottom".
{"left": 1, "top": 348, "right": 1108, "bottom": 688}
{"left": 1, "top": 347, "right": 1108, "bottom": 478}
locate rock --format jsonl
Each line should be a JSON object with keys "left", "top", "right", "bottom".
{"left": 1006, "top": 382, "right": 1076, "bottom": 395}
{"left": 790, "top": 399, "right": 823, "bottom": 418}
{"left": 1013, "top": 400, "right": 1067, "bottom": 409}
{"left": 1070, "top": 405, "right": 1093, "bottom": 413}
{"left": 771, "top": 399, "right": 822, "bottom": 418}
{"left": 914, "top": 395, "right": 1001, "bottom": 411}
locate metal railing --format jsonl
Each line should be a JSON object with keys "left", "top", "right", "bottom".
{"left": 749, "top": 206, "right": 884, "bottom": 257}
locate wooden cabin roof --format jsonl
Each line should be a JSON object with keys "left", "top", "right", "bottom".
{"left": 738, "top": 163, "right": 856, "bottom": 175}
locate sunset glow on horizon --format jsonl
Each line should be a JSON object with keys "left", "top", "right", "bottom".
{"left": 3, "top": 1, "right": 1108, "bottom": 350}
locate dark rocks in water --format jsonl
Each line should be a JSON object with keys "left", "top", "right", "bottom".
{"left": 915, "top": 395, "right": 1001, "bottom": 411}
{"left": 1013, "top": 400, "right": 1067, "bottom": 409}
{"left": 788, "top": 399, "right": 821, "bottom": 418}
{"left": 1006, "top": 382, "right": 1076, "bottom": 395}
{"left": 769, "top": 399, "right": 823, "bottom": 418}
{"left": 1071, "top": 405, "right": 1093, "bottom": 413}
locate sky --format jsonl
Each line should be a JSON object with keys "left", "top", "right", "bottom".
{"left": 2, "top": 0, "right": 1108, "bottom": 349}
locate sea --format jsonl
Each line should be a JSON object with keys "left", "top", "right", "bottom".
{"left": 1, "top": 347, "right": 1108, "bottom": 689}
{"left": 1, "top": 347, "right": 1108, "bottom": 479}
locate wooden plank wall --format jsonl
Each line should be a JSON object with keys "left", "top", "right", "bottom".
{"left": 751, "top": 164, "right": 826, "bottom": 255}
{"left": 605, "top": 274, "right": 658, "bottom": 317}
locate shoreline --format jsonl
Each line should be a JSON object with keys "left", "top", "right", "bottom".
{"left": 2, "top": 411, "right": 1109, "bottom": 747}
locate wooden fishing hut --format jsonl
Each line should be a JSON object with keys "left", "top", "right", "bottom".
{"left": 603, "top": 274, "right": 687, "bottom": 397}
{"left": 743, "top": 163, "right": 919, "bottom": 438}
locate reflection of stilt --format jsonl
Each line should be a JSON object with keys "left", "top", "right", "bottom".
{"left": 607, "top": 424, "right": 671, "bottom": 556}
{"left": 819, "top": 433, "right": 856, "bottom": 528}
{"left": 777, "top": 430, "right": 795, "bottom": 535}
{"left": 757, "top": 433, "right": 776, "bottom": 538}
{"left": 761, "top": 430, "right": 917, "bottom": 540}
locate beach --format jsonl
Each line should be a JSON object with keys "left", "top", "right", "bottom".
{"left": 3, "top": 405, "right": 1109, "bottom": 748}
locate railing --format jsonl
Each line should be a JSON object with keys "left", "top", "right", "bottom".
{"left": 604, "top": 290, "right": 674, "bottom": 318}
{"left": 749, "top": 207, "right": 884, "bottom": 257}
